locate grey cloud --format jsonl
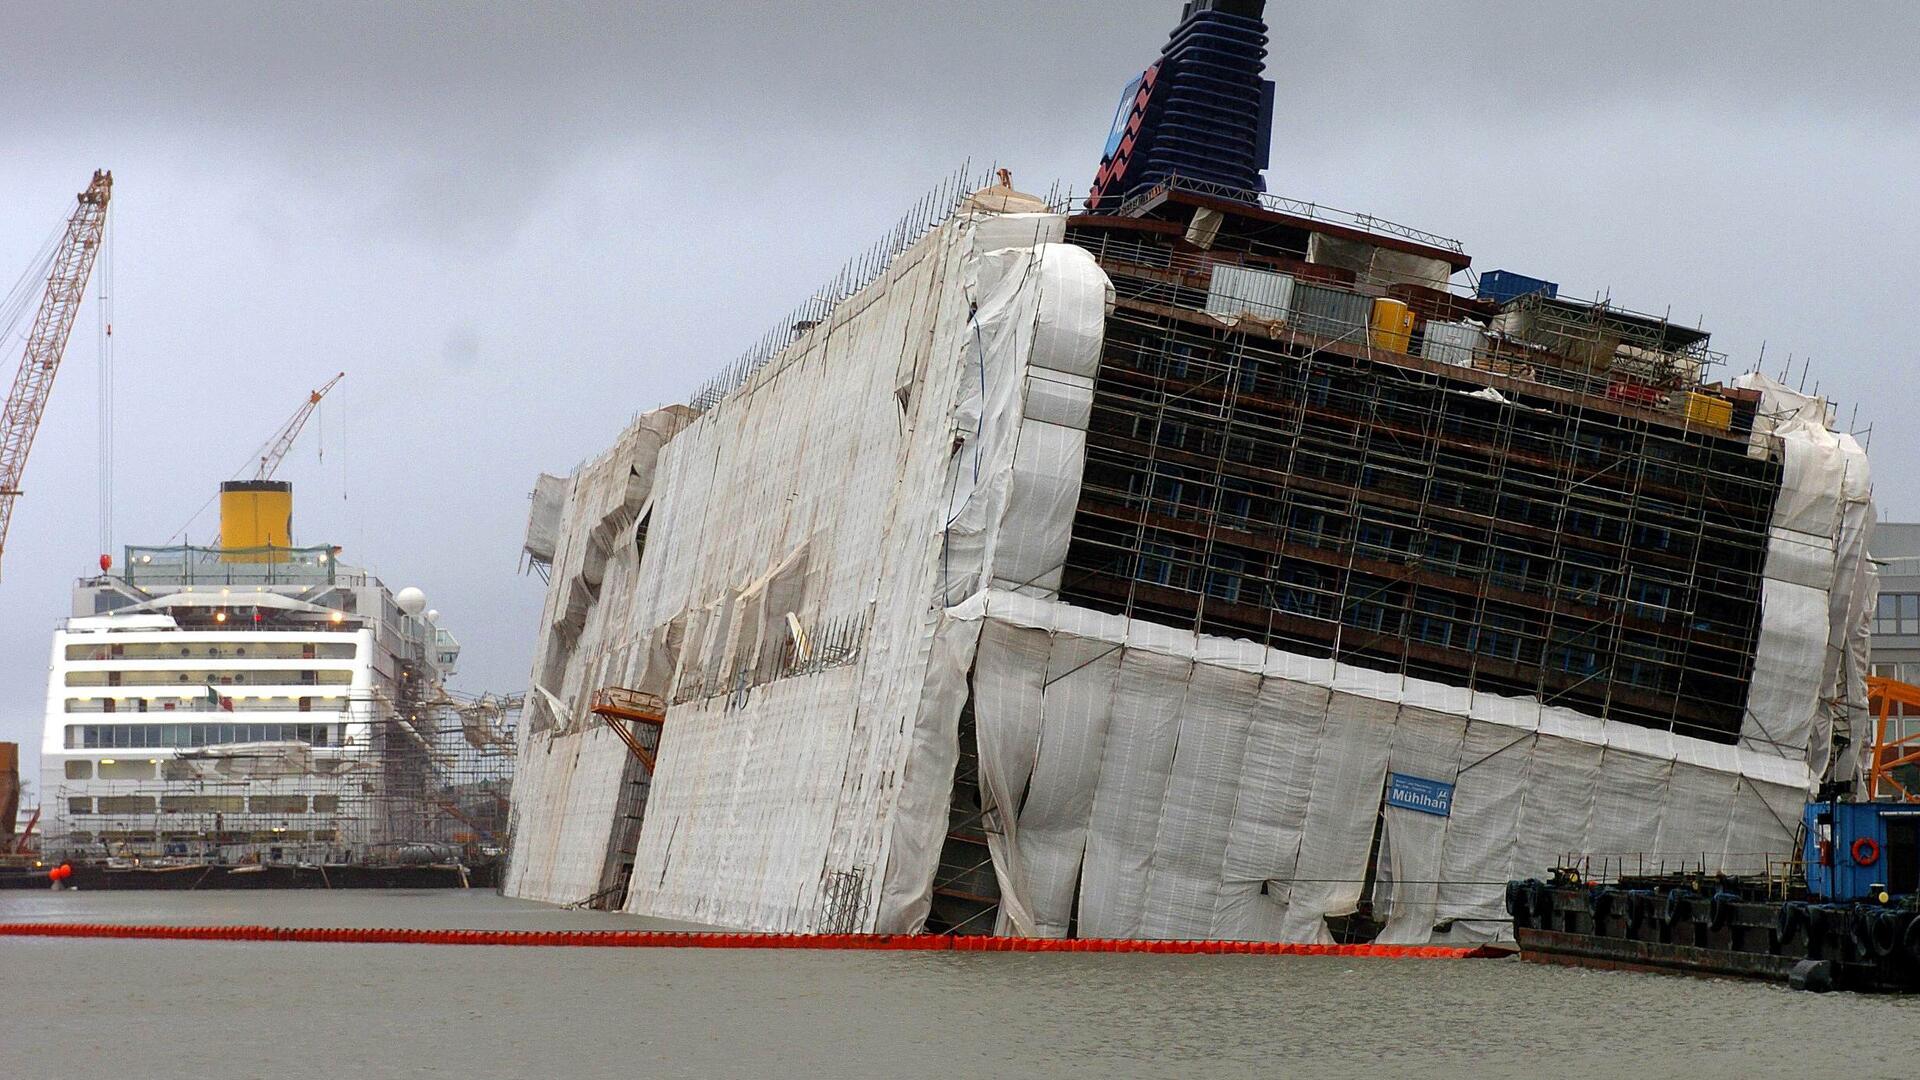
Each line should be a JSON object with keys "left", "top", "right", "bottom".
{"left": 0, "top": 1, "right": 1914, "bottom": 776}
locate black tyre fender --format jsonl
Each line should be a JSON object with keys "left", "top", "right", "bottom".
{"left": 1709, "top": 891, "right": 1738, "bottom": 932}
{"left": 1868, "top": 911, "right": 1903, "bottom": 959}
{"left": 1506, "top": 880, "right": 1532, "bottom": 926}
{"left": 1626, "top": 890, "right": 1653, "bottom": 934}
{"left": 1904, "top": 912, "right": 1920, "bottom": 963}
{"left": 1849, "top": 908, "right": 1877, "bottom": 957}
{"left": 1590, "top": 887, "right": 1618, "bottom": 933}
{"left": 1529, "top": 881, "right": 1555, "bottom": 928}
{"left": 1776, "top": 901, "right": 1807, "bottom": 942}
{"left": 1664, "top": 888, "right": 1692, "bottom": 926}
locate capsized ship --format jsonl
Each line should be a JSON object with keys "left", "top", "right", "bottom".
{"left": 33, "top": 480, "right": 513, "bottom": 885}
{"left": 503, "top": 0, "right": 1873, "bottom": 944}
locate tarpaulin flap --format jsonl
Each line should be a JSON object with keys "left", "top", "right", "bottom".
{"left": 523, "top": 473, "right": 570, "bottom": 564}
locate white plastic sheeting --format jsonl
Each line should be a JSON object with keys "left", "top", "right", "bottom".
{"left": 1731, "top": 372, "right": 1875, "bottom": 784}
{"left": 505, "top": 196, "right": 1113, "bottom": 929}
{"left": 955, "top": 589, "right": 1816, "bottom": 944}
{"left": 501, "top": 406, "right": 696, "bottom": 905}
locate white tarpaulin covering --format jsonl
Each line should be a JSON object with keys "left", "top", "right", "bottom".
{"left": 507, "top": 202, "right": 1872, "bottom": 943}
{"left": 953, "top": 589, "right": 1814, "bottom": 943}
{"left": 504, "top": 198, "right": 1114, "bottom": 926}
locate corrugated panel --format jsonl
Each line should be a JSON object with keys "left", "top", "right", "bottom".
{"left": 1205, "top": 264, "right": 1294, "bottom": 324}
{"left": 1290, "top": 283, "right": 1373, "bottom": 343}
{"left": 1421, "top": 320, "right": 1485, "bottom": 368}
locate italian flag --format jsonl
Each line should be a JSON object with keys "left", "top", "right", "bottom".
{"left": 205, "top": 686, "right": 235, "bottom": 712}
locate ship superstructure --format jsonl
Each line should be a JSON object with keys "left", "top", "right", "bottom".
{"left": 502, "top": 0, "right": 1874, "bottom": 944}
{"left": 37, "top": 480, "right": 488, "bottom": 864}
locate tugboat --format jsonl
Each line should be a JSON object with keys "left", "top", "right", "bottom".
{"left": 1510, "top": 678, "right": 1920, "bottom": 993}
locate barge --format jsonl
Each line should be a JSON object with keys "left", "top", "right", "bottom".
{"left": 1512, "top": 789, "right": 1920, "bottom": 993}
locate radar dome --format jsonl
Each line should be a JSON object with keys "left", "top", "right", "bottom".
{"left": 395, "top": 587, "right": 427, "bottom": 616}
{"left": 425, "top": 609, "right": 440, "bottom": 625}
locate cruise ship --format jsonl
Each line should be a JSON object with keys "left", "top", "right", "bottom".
{"left": 501, "top": 0, "right": 1873, "bottom": 945}
{"left": 38, "top": 480, "right": 470, "bottom": 865}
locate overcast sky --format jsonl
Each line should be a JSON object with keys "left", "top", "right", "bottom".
{"left": 2, "top": 1, "right": 1915, "bottom": 784}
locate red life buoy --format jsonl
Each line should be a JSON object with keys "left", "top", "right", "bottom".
{"left": 1852, "top": 837, "right": 1881, "bottom": 867}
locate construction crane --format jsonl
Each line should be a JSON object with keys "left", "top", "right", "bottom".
{"left": 0, "top": 170, "right": 112, "bottom": 579}
{"left": 248, "top": 371, "right": 344, "bottom": 481}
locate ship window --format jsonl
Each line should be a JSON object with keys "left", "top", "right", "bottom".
{"left": 68, "top": 797, "right": 93, "bottom": 814}
{"left": 64, "top": 760, "right": 92, "bottom": 779}
{"left": 161, "top": 795, "right": 244, "bottom": 814}
{"left": 97, "top": 795, "right": 156, "bottom": 815}
{"left": 312, "top": 795, "right": 341, "bottom": 813}
{"left": 250, "top": 795, "right": 307, "bottom": 814}
{"left": 1102, "top": 73, "right": 1145, "bottom": 159}
{"left": 99, "top": 759, "right": 156, "bottom": 780}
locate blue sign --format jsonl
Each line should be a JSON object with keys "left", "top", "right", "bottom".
{"left": 1386, "top": 773, "right": 1454, "bottom": 818}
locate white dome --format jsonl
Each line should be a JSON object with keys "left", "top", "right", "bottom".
{"left": 425, "top": 608, "right": 440, "bottom": 625}
{"left": 395, "top": 587, "right": 427, "bottom": 617}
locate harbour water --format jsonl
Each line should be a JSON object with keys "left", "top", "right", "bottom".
{"left": 0, "top": 891, "right": 1914, "bottom": 1079}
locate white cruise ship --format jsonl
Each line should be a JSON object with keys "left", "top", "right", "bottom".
{"left": 38, "top": 480, "right": 463, "bottom": 863}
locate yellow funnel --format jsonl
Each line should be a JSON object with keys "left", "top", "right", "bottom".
{"left": 220, "top": 480, "right": 292, "bottom": 561}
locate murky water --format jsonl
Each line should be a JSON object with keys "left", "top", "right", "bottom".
{"left": 0, "top": 890, "right": 1912, "bottom": 1079}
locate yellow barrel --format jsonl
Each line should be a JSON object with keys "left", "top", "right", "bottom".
{"left": 1370, "top": 298, "right": 1414, "bottom": 353}
{"left": 1683, "top": 391, "right": 1733, "bottom": 431}
{"left": 220, "top": 480, "right": 293, "bottom": 561}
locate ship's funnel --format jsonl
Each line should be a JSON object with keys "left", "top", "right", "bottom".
{"left": 220, "top": 480, "right": 292, "bottom": 562}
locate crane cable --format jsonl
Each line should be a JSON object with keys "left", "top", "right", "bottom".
{"left": 0, "top": 212, "right": 67, "bottom": 347}
{"left": 97, "top": 201, "right": 115, "bottom": 560}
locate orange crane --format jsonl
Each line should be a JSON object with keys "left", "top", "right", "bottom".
{"left": 0, "top": 170, "right": 112, "bottom": 579}
{"left": 246, "top": 371, "right": 344, "bottom": 481}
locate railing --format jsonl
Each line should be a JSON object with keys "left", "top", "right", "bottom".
{"left": 687, "top": 165, "right": 1078, "bottom": 414}
{"left": 120, "top": 544, "right": 340, "bottom": 587}
{"left": 588, "top": 686, "right": 665, "bottom": 725}
{"left": 1112, "top": 173, "right": 1468, "bottom": 256}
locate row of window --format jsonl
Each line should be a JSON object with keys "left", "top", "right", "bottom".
{"left": 65, "top": 830, "right": 340, "bottom": 845}
{"left": 66, "top": 641, "right": 358, "bottom": 661}
{"left": 66, "top": 669, "right": 354, "bottom": 688}
{"left": 64, "top": 697, "right": 351, "bottom": 715}
{"left": 68, "top": 794, "right": 342, "bottom": 816}
{"left": 64, "top": 723, "right": 342, "bottom": 750}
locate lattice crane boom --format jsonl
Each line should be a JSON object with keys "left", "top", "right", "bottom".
{"left": 252, "top": 371, "right": 344, "bottom": 481}
{"left": 0, "top": 170, "right": 112, "bottom": 580}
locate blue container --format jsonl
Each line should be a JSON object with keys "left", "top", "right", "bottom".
{"left": 1477, "top": 269, "right": 1559, "bottom": 306}
{"left": 1803, "top": 801, "right": 1920, "bottom": 901}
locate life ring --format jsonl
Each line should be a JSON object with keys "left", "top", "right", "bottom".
{"left": 1852, "top": 837, "right": 1881, "bottom": 867}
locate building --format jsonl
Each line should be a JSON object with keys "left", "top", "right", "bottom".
{"left": 503, "top": 1, "right": 1875, "bottom": 942}
{"left": 1871, "top": 522, "right": 1920, "bottom": 685}
{"left": 37, "top": 480, "right": 494, "bottom": 863}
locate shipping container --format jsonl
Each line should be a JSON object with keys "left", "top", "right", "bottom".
{"left": 1205, "top": 264, "right": 1294, "bottom": 325}
{"left": 1290, "top": 282, "right": 1373, "bottom": 343}
{"left": 1420, "top": 320, "right": 1485, "bottom": 367}
{"left": 1477, "top": 269, "right": 1559, "bottom": 306}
